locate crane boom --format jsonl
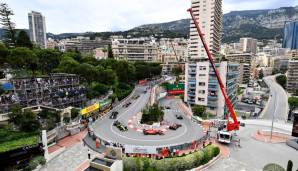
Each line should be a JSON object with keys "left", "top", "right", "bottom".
{"left": 187, "top": 8, "right": 239, "bottom": 131}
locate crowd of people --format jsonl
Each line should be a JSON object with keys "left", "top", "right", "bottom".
{"left": 0, "top": 74, "right": 87, "bottom": 114}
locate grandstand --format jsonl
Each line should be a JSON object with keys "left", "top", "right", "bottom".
{"left": 0, "top": 73, "right": 86, "bottom": 114}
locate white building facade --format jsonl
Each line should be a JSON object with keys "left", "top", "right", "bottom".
{"left": 185, "top": 0, "right": 239, "bottom": 118}
{"left": 184, "top": 61, "right": 239, "bottom": 117}
{"left": 28, "top": 11, "right": 47, "bottom": 48}
{"left": 189, "top": 0, "right": 222, "bottom": 59}
{"left": 112, "top": 37, "right": 158, "bottom": 62}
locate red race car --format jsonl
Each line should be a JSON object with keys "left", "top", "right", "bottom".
{"left": 169, "top": 123, "right": 182, "bottom": 130}
{"left": 143, "top": 129, "right": 164, "bottom": 135}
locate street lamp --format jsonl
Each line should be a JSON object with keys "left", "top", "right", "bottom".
{"left": 270, "top": 94, "right": 276, "bottom": 141}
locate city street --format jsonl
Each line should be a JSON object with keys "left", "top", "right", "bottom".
{"left": 208, "top": 124, "right": 298, "bottom": 171}
{"left": 262, "top": 75, "right": 289, "bottom": 121}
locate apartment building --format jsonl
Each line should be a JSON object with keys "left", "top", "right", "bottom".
{"left": 185, "top": 0, "right": 239, "bottom": 118}
{"left": 58, "top": 37, "right": 110, "bottom": 55}
{"left": 225, "top": 53, "right": 253, "bottom": 84}
{"left": 112, "top": 37, "right": 158, "bottom": 62}
{"left": 189, "top": 0, "right": 222, "bottom": 59}
{"left": 28, "top": 11, "right": 47, "bottom": 48}
{"left": 240, "top": 38, "right": 257, "bottom": 55}
{"left": 158, "top": 38, "right": 189, "bottom": 74}
{"left": 273, "top": 58, "right": 289, "bottom": 74}
{"left": 287, "top": 59, "right": 298, "bottom": 93}
{"left": 184, "top": 61, "right": 239, "bottom": 117}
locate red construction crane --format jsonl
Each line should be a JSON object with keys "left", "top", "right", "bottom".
{"left": 187, "top": 8, "right": 239, "bottom": 132}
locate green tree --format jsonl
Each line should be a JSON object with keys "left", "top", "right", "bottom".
{"left": 8, "top": 104, "right": 22, "bottom": 125}
{"left": 276, "top": 75, "right": 287, "bottom": 89}
{"left": 287, "top": 160, "right": 293, "bottom": 171}
{"left": 0, "top": 3, "right": 16, "bottom": 46}
{"left": 192, "top": 105, "right": 206, "bottom": 117}
{"left": 259, "top": 69, "right": 264, "bottom": 79}
{"left": 141, "top": 104, "right": 164, "bottom": 124}
{"left": 0, "top": 43, "right": 8, "bottom": 65}
{"left": 107, "top": 44, "right": 114, "bottom": 59}
{"left": 172, "top": 66, "right": 183, "bottom": 76}
{"left": 74, "top": 63, "right": 98, "bottom": 83}
{"left": 20, "top": 110, "right": 40, "bottom": 132}
{"left": 8, "top": 47, "right": 38, "bottom": 73}
{"left": 55, "top": 57, "right": 80, "bottom": 74}
{"left": 16, "top": 30, "right": 33, "bottom": 48}
{"left": 294, "top": 89, "right": 298, "bottom": 96}
{"left": 35, "top": 49, "right": 61, "bottom": 74}
{"left": 71, "top": 108, "right": 80, "bottom": 119}
{"left": 288, "top": 97, "right": 298, "bottom": 119}
{"left": 102, "top": 68, "right": 118, "bottom": 86}
{"left": 80, "top": 55, "right": 99, "bottom": 66}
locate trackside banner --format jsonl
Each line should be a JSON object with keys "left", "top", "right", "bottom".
{"left": 80, "top": 103, "right": 100, "bottom": 115}
{"left": 124, "top": 145, "right": 157, "bottom": 154}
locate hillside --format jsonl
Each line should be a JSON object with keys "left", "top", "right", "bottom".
{"left": 2, "top": 6, "right": 297, "bottom": 43}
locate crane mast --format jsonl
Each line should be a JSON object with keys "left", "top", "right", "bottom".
{"left": 187, "top": 8, "right": 239, "bottom": 132}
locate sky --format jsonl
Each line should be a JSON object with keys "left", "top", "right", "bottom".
{"left": 4, "top": 0, "right": 298, "bottom": 34}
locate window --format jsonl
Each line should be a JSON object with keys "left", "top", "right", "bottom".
{"left": 198, "top": 98, "right": 205, "bottom": 102}
{"left": 198, "top": 82, "right": 205, "bottom": 86}
{"left": 198, "top": 90, "right": 205, "bottom": 94}
{"left": 199, "top": 66, "right": 206, "bottom": 70}
{"left": 199, "top": 74, "right": 206, "bottom": 77}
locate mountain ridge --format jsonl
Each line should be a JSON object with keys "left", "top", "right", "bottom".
{"left": 2, "top": 6, "right": 296, "bottom": 43}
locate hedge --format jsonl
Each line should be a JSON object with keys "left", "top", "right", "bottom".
{"left": 23, "top": 156, "right": 46, "bottom": 171}
{"left": 123, "top": 145, "right": 220, "bottom": 171}
{"left": 263, "top": 163, "right": 285, "bottom": 171}
{"left": 0, "top": 128, "right": 39, "bottom": 153}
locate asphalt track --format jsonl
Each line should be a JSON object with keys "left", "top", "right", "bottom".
{"left": 92, "top": 85, "right": 204, "bottom": 147}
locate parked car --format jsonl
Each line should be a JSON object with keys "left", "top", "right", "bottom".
{"left": 238, "top": 121, "right": 246, "bottom": 127}
{"left": 176, "top": 115, "right": 183, "bottom": 120}
{"left": 122, "top": 102, "right": 131, "bottom": 108}
{"left": 113, "top": 121, "right": 128, "bottom": 131}
{"left": 143, "top": 129, "right": 164, "bottom": 135}
{"left": 169, "top": 123, "right": 182, "bottom": 130}
{"left": 133, "top": 95, "right": 140, "bottom": 100}
{"left": 109, "top": 111, "right": 119, "bottom": 119}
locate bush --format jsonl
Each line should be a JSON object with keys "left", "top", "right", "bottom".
{"left": 141, "top": 104, "right": 164, "bottom": 124}
{"left": 263, "top": 163, "right": 285, "bottom": 171}
{"left": 213, "top": 146, "right": 220, "bottom": 157}
{"left": 0, "top": 127, "right": 39, "bottom": 153}
{"left": 71, "top": 108, "right": 80, "bottom": 119}
{"left": 63, "top": 117, "right": 70, "bottom": 123}
{"left": 24, "top": 156, "right": 46, "bottom": 171}
{"left": 202, "top": 145, "right": 214, "bottom": 164}
{"left": 276, "top": 75, "right": 287, "bottom": 89}
{"left": 123, "top": 145, "right": 220, "bottom": 171}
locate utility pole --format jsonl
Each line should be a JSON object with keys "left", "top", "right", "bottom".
{"left": 270, "top": 93, "right": 276, "bottom": 141}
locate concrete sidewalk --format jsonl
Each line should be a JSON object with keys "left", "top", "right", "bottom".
{"left": 40, "top": 142, "right": 102, "bottom": 171}
{"left": 242, "top": 119, "right": 293, "bottom": 132}
{"left": 48, "top": 129, "right": 87, "bottom": 154}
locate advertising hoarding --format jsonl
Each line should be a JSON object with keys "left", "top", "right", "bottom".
{"left": 80, "top": 103, "right": 100, "bottom": 115}
{"left": 124, "top": 145, "right": 157, "bottom": 154}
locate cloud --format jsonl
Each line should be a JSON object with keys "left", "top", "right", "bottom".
{"left": 4, "top": 0, "right": 298, "bottom": 34}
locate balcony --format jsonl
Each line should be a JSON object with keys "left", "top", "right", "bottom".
{"left": 208, "top": 96, "right": 218, "bottom": 101}
{"left": 188, "top": 70, "right": 196, "bottom": 74}
{"left": 188, "top": 93, "right": 196, "bottom": 97}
